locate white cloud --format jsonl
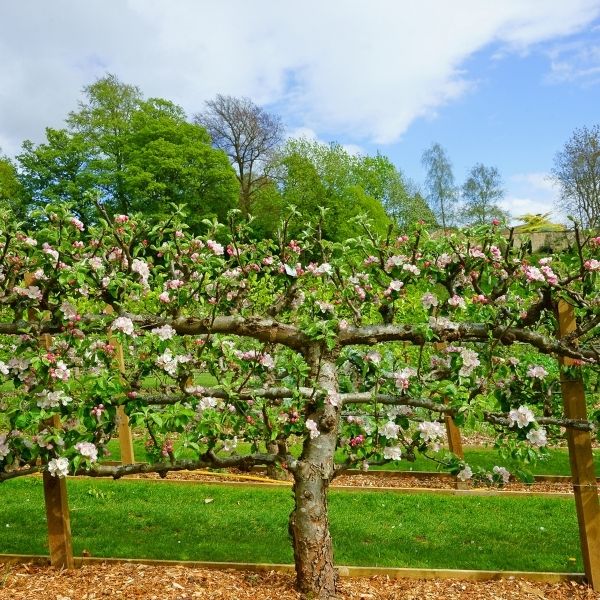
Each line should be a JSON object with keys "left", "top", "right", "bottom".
{"left": 0, "top": 0, "right": 599, "bottom": 155}
{"left": 503, "top": 172, "right": 565, "bottom": 223}
{"left": 545, "top": 39, "right": 600, "bottom": 85}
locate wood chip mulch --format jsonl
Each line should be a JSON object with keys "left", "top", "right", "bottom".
{"left": 125, "top": 470, "right": 575, "bottom": 494}
{"left": 1, "top": 563, "right": 599, "bottom": 600}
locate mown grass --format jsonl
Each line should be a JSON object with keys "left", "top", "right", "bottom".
{"left": 0, "top": 477, "right": 582, "bottom": 572}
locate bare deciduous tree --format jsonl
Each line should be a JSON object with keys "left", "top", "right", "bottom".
{"left": 552, "top": 125, "right": 600, "bottom": 228}
{"left": 195, "top": 95, "right": 284, "bottom": 216}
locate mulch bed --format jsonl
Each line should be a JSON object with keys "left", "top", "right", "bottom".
{"left": 1, "top": 563, "right": 599, "bottom": 600}
{"left": 125, "top": 469, "right": 575, "bottom": 494}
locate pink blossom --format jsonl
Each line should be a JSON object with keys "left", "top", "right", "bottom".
{"left": 527, "top": 365, "right": 548, "bottom": 379}
{"left": 523, "top": 265, "right": 545, "bottom": 282}
{"left": 69, "top": 217, "right": 85, "bottom": 231}
{"left": 469, "top": 246, "right": 485, "bottom": 259}
{"left": 448, "top": 294, "right": 466, "bottom": 309}
{"left": 206, "top": 240, "right": 224, "bottom": 255}
{"left": 166, "top": 279, "right": 184, "bottom": 290}
{"left": 584, "top": 259, "right": 600, "bottom": 271}
{"left": 421, "top": 292, "right": 439, "bottom": 310}
{"left": 158, "top": 291, "right": 171, "bottom": 304}
{"left": 114, "top": 215, "right": 129, "bottom": 224}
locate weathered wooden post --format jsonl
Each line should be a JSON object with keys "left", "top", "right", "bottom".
{"left": 104, "top": 305, "right": 135, "bottom": 465}
{"left": 25, "top": 273, "right": 74, "bottom": 568}
{"left": 43, "top": 415, "right": 75, "bottom": 569}
{"left": 557, "top": 299, "right": 600, "bottom": 589}
{"left": 434, "top": 343, "right": 464, "bottom": 458}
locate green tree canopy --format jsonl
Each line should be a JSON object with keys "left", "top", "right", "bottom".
{"left": 255, "top": 139, "right": 395, "bottom": 241}
{"left": 0, "top": 153, "right": 28, "bottom": 221}
{"left": 17, "top": 74, "right": 238, "bottom": 230}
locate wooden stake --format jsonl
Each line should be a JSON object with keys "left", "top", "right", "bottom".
{"left": 434, "top": 343, "right": 464, "bottom": 459}
{"left": 444, "top": 414, "right": 464, "bottom": 459}
{"left": 557, "top": 299, "right": 600, "bottom": 590}
{"left": 24, "top": 274, "right": 74, "bottom": 569}
{"left": 104, "top": 306, "right": 135, "bottom": 465}
{"left": 43, "top": 419, "right": 75, "bottom": 569}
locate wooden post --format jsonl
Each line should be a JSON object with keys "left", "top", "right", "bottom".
{"left": 434, "top": 343, "right": 464, "bottom": 458}
{"left": 43, "top": 416, "right": 75, "bottom": 569}
{"left": 24, "top": 273, "right": 74, "bottom": 569}
{"left": 557, "top": 299, "right": 600, "bottom": 589}
{"left": 444, "top": 414, "right": 464, "bottom": 459}
{"left": 104, "top": 306, "right": 135, "bottom": 465}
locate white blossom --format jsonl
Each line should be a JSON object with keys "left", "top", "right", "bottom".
{"left": 151, "top": 324, "right": 176, "bottom": 340}
{"left": 418, "top": 421, "right": 446, "bottom": 451}
{"left": 383, "top": 446, "right": 402, "bottom": 461}
{"left": 457, "top": 465, "right": 473, "bottom": 481}
{"left": 37, "top": 390, "right": 72, "bottom": 409}
{"left": 459, "top": 348, "right": 480, "bottom": 377}
{"left": 112, "top": 317, "right": 135, "bottom": 336}
{"left": 47, "top": 457, "right": 69, "bottom": 478}
{"left": 526, "top": 428, "right": 547, "bottom": 448}
{"left": 223, "top": 437, "right": 238, "bottom": 452}
{"left": 75, "top": 441, "right": 98, "bottom": 462}
{"left": 0, "top": 434, "right": 9, "bottom": 459}
{"left": 508, "top": 405, "right": 536, "bottom": 429}
{"left": 448, "top": 294, "right": 466, "bottom": 309}
{"left": 493, "top": 465, "right": 511, "bottom": 484}
{"left": 527, "top": 365, "right": 548, "bottom": 379}
{"left": 421, "top": 292, "right": 439, "bottom": 310}
{"left": 378, "top": 421, "right": 400, "bottom": 439}
{"left": 60, "top": 301, "right": 78, "bottom": 321}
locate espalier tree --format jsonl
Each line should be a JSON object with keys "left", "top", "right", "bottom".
{"left": 0, "top": 204, "right": 599, "bottom": 598}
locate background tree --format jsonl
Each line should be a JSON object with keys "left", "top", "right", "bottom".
{"left": 514, "top": 212, "right": 565, "bottom": 233}
{"left": 261, "top": 139, "right": 392, "bottom": 241}
{"left": 0, "top": 153, "right": 28, "bottom": 220}
{"left": 421, "top": 142, "right": 458, "bottom": 229}
{"left": 551, "top": 125, "right": 600, "bottom": 228}
{"left": 18, "top": 129, "right": 97, "bottom": 223}
{"left": 17, "top": 75, "right": 238, "bottom": 229}
{"left": 195, "top": 95, "right": 284, "bottom": 217}
{"left": 460, "top": 163, "right": 509, "bottom": 226}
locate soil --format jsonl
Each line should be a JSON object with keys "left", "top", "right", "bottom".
{"left": 1, "top": 563, "right": 598, "bottom": 600}
{"left": 124, "top": 468, "right": 577, "bottom": 495}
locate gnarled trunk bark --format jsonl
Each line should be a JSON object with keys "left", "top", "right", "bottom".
{"left": 289, "top": 464, "right": 337, "bottom": 598}
{"left": 288, "top": 351, "right": 340, "bottom": 599}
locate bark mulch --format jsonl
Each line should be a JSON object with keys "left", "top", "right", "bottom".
{"left": 126, "top": 469, "right": 575, "bottom": 494}
{"left": 1, "top": 563, "right": 599, "bottom": 600}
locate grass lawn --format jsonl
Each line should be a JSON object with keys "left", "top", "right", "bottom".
{"left": 0, "top": 477, "right": 583, "bottom": 572}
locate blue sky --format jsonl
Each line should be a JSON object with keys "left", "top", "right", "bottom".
{"left": 1, "top": 1, "right": 600, "bottom": 222}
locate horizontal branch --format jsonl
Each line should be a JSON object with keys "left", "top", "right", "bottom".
{"left": 342, "top": 393, "right": 595, "bottom": 431}
{"left": 138, "top": 315, "right": 310, "bottom": 351}
{"left": 339, "top": 323, "right": 600, "bottom": 363}
{"left": 140, "top": 386, "right": 318, "bottom": 405}
{"left": 0, "top": 451, "right": 288, "bottom": 483}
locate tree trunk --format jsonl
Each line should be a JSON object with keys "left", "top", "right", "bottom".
{"left": 289, "top": 464, "right": 337, "bottom": 598}
{"left": 266, "top": 441, "right": 289, "bottom": 481}
{"left": 288, "top": 351, "right": 340, "bottom": 599}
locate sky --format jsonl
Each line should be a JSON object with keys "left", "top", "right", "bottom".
{"left": 2, "top": 0, "right": 600, "bottom": 222}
